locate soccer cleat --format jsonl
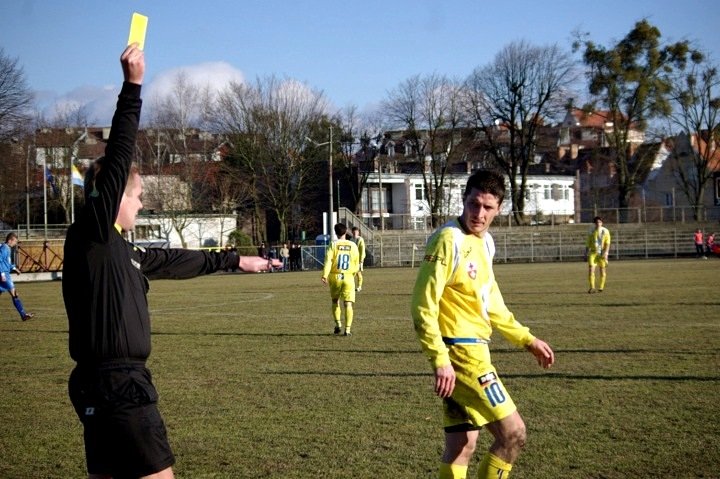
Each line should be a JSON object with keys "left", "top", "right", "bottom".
{"left": 333, "top": 326, "right": 342, "bottom": 335}
{"left": 355, "top": 287, "right": 362, "bottom": 292}
{"left": 598, "top": 289, "right": 603, "bottom": 293}
{"left": 344, "top": 330, "right": 352, "bottom": 336}
{"left": 588, "top": 288, "right": 595, "bottom": 294}
{"left": 22, "top": 313, "right": 34, "bottom": 321}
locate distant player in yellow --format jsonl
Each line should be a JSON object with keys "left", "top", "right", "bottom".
{"left": 351, "top": 226, "right": 366, "bottom": 291}
{"left": 321, "top": 223, "right": 360, "bottom": 336}
{"left": 585, "top": 216, "right": 611, "bottom": 293}
{"left": 411, "top": 169, "right": 555, "bottom": 479}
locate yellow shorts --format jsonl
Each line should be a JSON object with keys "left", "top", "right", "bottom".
{"left": 443, "top": 344, "right": 517, "bottom": 430}
{"left": 328, "top": 273, "right": 356, "bottom": 303}
{"left": 588, "top": 253, "right": 607, "bottom": 268}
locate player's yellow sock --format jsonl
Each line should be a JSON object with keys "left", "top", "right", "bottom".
{"left": 599, "top": 271, "right": 607, "bottom": 290}
{"left": 332, "top": 303, "right": 341, "bottom": 326}
{"left": 345, "top": 303, "right": 354, "bottom": 332}
{"left": 588, "top": 272, "right": 595, "bottom": 290}
{"left": 439, "top": 462, "right": 467, "bottom": 479}
{"left": 357, "top": 271, "right": 363, "bottom": 289}
{"left": 477, "top": 452, "right": 512, "bottom": 479}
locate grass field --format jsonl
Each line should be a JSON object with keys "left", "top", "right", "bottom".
{"left": 1, "top": 259, "right": 719, "bottom": 478}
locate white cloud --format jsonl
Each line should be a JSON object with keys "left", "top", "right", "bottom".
{"left": 144, "top": 61, "right": 245, "bottom": 104}
{"left": 36, "top": 62, "right": 246, "bottom": 126}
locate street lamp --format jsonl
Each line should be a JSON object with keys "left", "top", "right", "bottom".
{"left": 306, "top": 126, "right": 334, "bottom": 240}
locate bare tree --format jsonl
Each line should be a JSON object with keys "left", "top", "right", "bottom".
{"left": 576, "top": 20, "right": 699, "bottom": 220}
{"left": 213, "top": 76, "right": 328, "bottom": 242}
{"left": 144, "top": 72, "right": 216, "bottom": 247}
{"left": 352, "top": 108, "right": 387, "bottom": 215}
{"left": 0, "top": 50, "right": 34, "bottom": 226}
{"left": 336, "top": 105, "right": 378, "bottom": 214}
{"left": 0, "top": 48, "right": 33, "bottom": 143}
{"left": 383, "top": 73, "right": 465, "bottom": 227}
{"left": 667, "top": 54, "right": 719, "bottom": 219}
{"left": 465, "top": 40, "right": 576, "bottom": 225}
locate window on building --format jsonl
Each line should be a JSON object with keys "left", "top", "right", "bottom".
{"left": 135, "top": 224, "right": 161, "bottom": 240}
{"left": 415, "top": 183, "right": 424, "bottom": 200}
{"left": 544, "top": 185, "right": 551, "bottom": 200}
{"left": 404, "top": 141, "right": 413, "bottom": 156}
{"left": 551, "top": 184, "right": 563, "bottom": 201}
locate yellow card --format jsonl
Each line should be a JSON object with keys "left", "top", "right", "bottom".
{"left": 127, "top": 12, "right": 148, "bottom": 50}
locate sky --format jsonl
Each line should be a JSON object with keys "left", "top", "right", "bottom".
{"left": 2, "top": 0, "right": 720, "bottom": 125}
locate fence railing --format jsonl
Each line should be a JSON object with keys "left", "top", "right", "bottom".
{"left": 363, "top": 225, "right": 717, "bottom": 268}
{"left": 351, "top": 205, "right": 720, "bottom": 233}
{"left": 4, "top": 220, "right": 718, "bottom": 273}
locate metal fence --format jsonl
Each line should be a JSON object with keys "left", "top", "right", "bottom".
{"left": 4, "top": 222, "right": 718, "bottom": 274}
{"left": 361, "top": 225, "right": 717, "bottom": 268}
{"left": 352, "top": 205, "right": 720, "bottom": 233}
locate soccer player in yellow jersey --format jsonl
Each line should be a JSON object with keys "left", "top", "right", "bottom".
{"left": 585, "top": 216, "right": 611, "bottom": 293}
{"left": 321, "top": 223, "right": 360, "bottom": 336}
{"left": 411, "top": 169, "right": 555, "bottom": 479}
{"left": 351, "top": 226, "right": 366, "bottom": 291}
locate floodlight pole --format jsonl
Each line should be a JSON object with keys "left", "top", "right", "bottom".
{"left": 307, "top": 126, "right": 335, "bottom": 241}
{"left": 327, "top": 126, "right": 333, "bottom": 240}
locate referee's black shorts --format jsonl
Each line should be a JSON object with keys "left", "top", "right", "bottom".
{"left": 68, "top": 361, "right": 175, "bottom": 477}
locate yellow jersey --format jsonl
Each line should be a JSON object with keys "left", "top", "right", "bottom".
{"left": 353, "top": 236, "right": 366, "bottom": 263}
{"left": 586, "top": 226, "right": 611, "bottom": 255}
{"left": 322, "top": 238, "right": 360, "bottom": 278}
{"left": 411, "top": 218, "right": 535, "bottom": 369}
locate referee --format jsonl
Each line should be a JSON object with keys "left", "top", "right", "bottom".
{"left": 63, "top": 45, "right": 280, "bottom": 479}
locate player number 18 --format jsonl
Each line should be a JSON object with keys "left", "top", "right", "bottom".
{"left": 337, "top": 253, "right": 350, "bottom": 271}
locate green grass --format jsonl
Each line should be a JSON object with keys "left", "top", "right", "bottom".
{"left": 1, "top": 259, "right": 719, "bottom": 478}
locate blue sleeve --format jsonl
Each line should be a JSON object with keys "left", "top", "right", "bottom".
{"left": 0, "top": 244, "right": 13, "bottom": 271}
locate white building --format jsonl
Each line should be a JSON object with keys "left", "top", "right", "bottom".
{"left": 360, "top": 172, "right": 575, "bottom": 230}
{"left": 133, "top": 214, "right": 237, "bottom": 249}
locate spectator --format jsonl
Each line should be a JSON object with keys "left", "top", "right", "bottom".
{"left": 257, "top": 241, "right": 268, "bottom": 259}
{"left": 694, "top": 229, "right": 706, "bottom": 259}
{"left": 280, "top": 243, "right": 290, "bottom": 271}
{"left": 290, "top": 242, "right": 302, "bottom": 271}
{"left": 705, "top": 232, "right": 715, "bottom": 257}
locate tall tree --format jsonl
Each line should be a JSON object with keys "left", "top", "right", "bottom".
{"left": 144, "top": 72, "right": 216, "bottom": 247}
{"left": 383, "top": 73, "right": 464, "bottom": 227}
{"left": 667, "top": 54, "right": 718, "bottom": 219}
{"left": 0, "top": 48, "right": 33, "bottom": 143}
{"left": 213, "top": 76, "right": 328, "bottom": 242}
{"left": 576, "top": 20, "right": 699, "bottom": 220}
{"left": 465, "top": 40, "right": 576, "bottom": 225}
{"left": 0, "top": 49, "right": 34, "bottom": 226}
{"left": 336, "top": 105, "right": 362, "bottom": 213}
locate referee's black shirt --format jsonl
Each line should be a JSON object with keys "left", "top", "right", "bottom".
{"left": 63, "top": 82, "right": 237, "bottom": 365}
